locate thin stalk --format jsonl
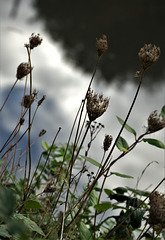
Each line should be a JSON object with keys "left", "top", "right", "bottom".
{"left": 97, "top": 68, "right": 145, "bottom": 179}
{"left": 0, "top": 78, "right": 19, "bottom": 112}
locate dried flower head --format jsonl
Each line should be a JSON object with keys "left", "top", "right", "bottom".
{"left": 38, "top": 95, "right": 46, "bottom": 106}
{"left": 29, "top": 33, "right": 43, "bottom": 49}
{"left": 147, "top": 110, "right": 165, "bottom": 133}
{"left": 39, "top": 129, "right": 47, "bottom": 137}
{"left": 103, "top": 135, "right": 113, "bottom": 151}
{"left": 138, "top": 44, "right": 160, "bottom": 70}
{"left": 86, "top": 89, "right": 109, "bottom": 121}
{"left": 16, "top": 62, "right": 31, "bottom": 79}
{"left": 149, "top": 191, "right": 165, "bottom": 229}
{"left": 22, "top": 95, "right": 34, "bottom": 108}
{"left": 96, "top": 35, "right": 108, "bottom": 56}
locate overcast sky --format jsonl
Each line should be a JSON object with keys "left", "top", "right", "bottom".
{"left": 0, "top": 0, "right": 165, "bottom": 193}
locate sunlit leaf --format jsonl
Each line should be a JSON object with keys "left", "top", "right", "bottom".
{"left": 88, "top": 190, "right": 99, "bottom": 207}
{"left": 104, "top": 189, "right": 114, "bottom": 196}
{"left": 80, "top": 155, "right": 102, "bottom": 167}
{"left": 116, "top": 136, "right": 129, "bottom": 152}
{"left": 41, "top": 140, "right": 48, "bottom": 151}
{"left": 161, "top": 105, "right": 165, "bottom": 118}
{"left": 116, "top": 116, "right": 137, "bottom": 137}
{"left": 78, "top": 221, "right": 93, "bottom": 240}
{"left": 111, "top": 172, "right": 133, "bottom": 179}
{"left": 143, "top": 138, "right": 165, "bottom": 149}
{"left": 94, "top": 202, "right": 111, "bottom": 211}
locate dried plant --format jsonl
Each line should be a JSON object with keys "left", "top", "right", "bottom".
{"left": 0, "top": 33, "right": 165, "bottom": 240}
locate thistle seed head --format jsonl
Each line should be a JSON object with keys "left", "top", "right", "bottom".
{"left": 149, "top": 191, "right": 165, "bottom": 229}
{"left": 86, "top": 89, "right": 109, "bottom": 121}
{"left": 22, "top": 95, "right": 34, "bottom": 108}
{"left": 96, "top": 34, "right": 108, "bottom": 56}
{"left": 138, "top": 44, "right": 160, "bottom": 70}
{"left": 29, "top": 33, "right": 43, "bottom": 49}
{"left": 147, "top": 110, "right": 165, "bottom": 133}
{"left": 16, "top": 62, "right": 31, "bottom": 79}
{"left": 103, "top": 135, "right": 113, "bottom": 151}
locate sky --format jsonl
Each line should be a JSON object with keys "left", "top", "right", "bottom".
{"left": 0, "top": 0, "right": 165, "bottom": 193}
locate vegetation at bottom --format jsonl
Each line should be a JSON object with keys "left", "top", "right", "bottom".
{"left": 0, "top": 34, "right": 165, "bottom": 239}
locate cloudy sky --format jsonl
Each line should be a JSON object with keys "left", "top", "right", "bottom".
{"left": 0, "top": 0, "right": 165, "bottom": 193}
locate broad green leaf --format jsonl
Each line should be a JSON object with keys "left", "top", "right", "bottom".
{"left": 41, "top": 140, "right": 48, "bottom": 151}
{"left": 88, "top": 189, "right": 99, "bottom": 207}
{"left": 116, "top": 116, "right": 137, "bottom": 137}
{"left": 114, "top": 187, "right": 128, "bottom": 194}
{"left": 24, "top": 200, "right": 43, "bottom": 210}
{"left": 130, "top": 208, "right": 145, "bottom": 229}
{"left": 78, "top": 221, "right": 93, "bottom": 240}
{"left": 80, "top": 155, "right": 102, "bottom": 167}
{"left": 111, "top": 172, "right": 133, "bottom": 179}
{"left": 127, "top": 187, "right": 150, "bottom": 196}
{"left": 0, "top": 187, "right": 16, "bottom": 219}
{"left": 94, "top": 202, "right": 111, "bottom": 211}
{"left": 161, "top": 105, "right": 165, "bottom": 118}
{"left": 143, "top": 138, "right": 165, "bottom": 149}
{"left": 104, "top": 188, "right": 114, "bottom": 196}
{"left": 0, "top": 225, "right": 12, "bottom": 238}
{"left": 116, "top": 136, "right": 129, "bottom": 152}
{"left": 13, "top": 214, "right": 45, "bottom": 236}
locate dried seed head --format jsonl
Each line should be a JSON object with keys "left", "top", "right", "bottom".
{"left": 103, "top": 135, "right": 113, "bottom": 151}
{"left": 38, "top": 95, "right": 46, "bottom": 106}
{"left": 39, "top": 129, "right": 47, "bottom": 137}
{"left": 19, "top": 117, "right": 25, "bottom": 125}
{"left": 138, "top": 44, "right": 160, "bottom": 70}
{"left": 16, "top": 62, "right": 31, "bottom": 79}
{"left": 86, "top": 89, "right": 109, "bottom": 121}
{"left": 149, "top": 191, "right": 165, "bottom": 229}
{"left": 22, "top": 95, "right": 34, "bottom": 108}
{"left": 96, "top": 34, "right": 108, "bottom": 56}
{"left": 29, "top": 33, "right": 43, "bottom": 49}
{"left": 147, "top": 110, "right": 165, "bottom": 133}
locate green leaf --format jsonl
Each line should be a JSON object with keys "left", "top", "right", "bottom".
{"left": 88, "top": 189, "right": 99, "bottom": 207}
{"left": 130, "top": 208, "right": 145, "bottom": 229}
{"left": 104, "top": 188, "right": 114, "bottom": 196}
{"left": 143, "top": 138, "right": 165, "bottom": 149}
{"left": 0, "top": 225, "right": 12, "bottom": 238}
{"left": 114, "top": 187, "right": 128, "bottom": 194}
{"left": 78, "top": 221, "right": 93, "bottom": 240}
{"left": 111, "top": 172, "right": 133, "bottom": 179}
{"left": 116, "top": 136, "right": 129, "bottom": 152}
{"left": 80, "top": 155, "right": 102, "bottom": 167}
{"left": 94, "top": 202, "right": 111, "bottom": 211}
{"left": 24, "top": 200, "right": 43, "bottom": 210}
{"left": 116, "top": 116, "right": 137, "bottom": 137}
{"left": 126, "top": 187, "right": 150, "bottom": 197}
{"left": 13, "top": 214, "right": 45, "bottom": 236}
{"left": 161, "top": 105, "right": 165, "bottom": 118}
{"left": 0, "top": 187, "right": 16, "bottom": 219}
{"left": 41, "top": 140, "right": 48, "bottom": 151}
